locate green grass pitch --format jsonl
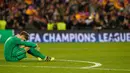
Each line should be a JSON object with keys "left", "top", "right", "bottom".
{"left": 0, "top": 42, "right": 130, "bottom": 73}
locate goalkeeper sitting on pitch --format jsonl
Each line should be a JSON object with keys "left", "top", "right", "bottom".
{"left": 4, "top": 31, "right": 54, "bottom": 62}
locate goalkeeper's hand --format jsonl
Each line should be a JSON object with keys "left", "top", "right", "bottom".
{"left": 20, "top": 45, "right": 25, "bottom": 48}
{"left": 36, "top": 44, "right": 40, "bottom": 51}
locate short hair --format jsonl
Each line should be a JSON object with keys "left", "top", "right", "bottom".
{"left": 20, "top": 31, "right": 29, "bottom": 40}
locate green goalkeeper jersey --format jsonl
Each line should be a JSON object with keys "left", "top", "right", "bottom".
{"left": 4, "top": 36, "right": 36, "bottom": 61}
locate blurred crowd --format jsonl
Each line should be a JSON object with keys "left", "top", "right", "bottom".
{"left": 0, "top": 0, "right": 130, "bottom": 30}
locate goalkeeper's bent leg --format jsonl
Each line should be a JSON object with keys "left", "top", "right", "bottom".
{"left": 16, "top": 47, "right": 30, "bottom": 60}
{"left": 27, "top": 47, "right": 46, "bottom": 59}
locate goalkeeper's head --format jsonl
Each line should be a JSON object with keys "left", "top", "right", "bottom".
{"left": 19, "top": 31, "right": 29, "bottom": 41}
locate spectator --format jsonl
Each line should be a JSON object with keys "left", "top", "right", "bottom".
{"left": 120, "top": 18, "right": 129, "bottom": 30}
{"left": 92, "top": 13, "right": 103, "bottom": 30}
{"left": 0, "top": 0, "right": 129, "bottom": 30}
{"left": 109, "top": 15, "right": 119, "bottom": 29}
{"left": 0, "top": 16, "right": 7, "bottom": 30}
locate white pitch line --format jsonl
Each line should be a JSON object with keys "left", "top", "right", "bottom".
{"left": 1, "top": 58, "right": 130, "bottom": 72}
{"left": 0, "top": 58, "right": 102, "bottom": 69}
{"left": 57, "top": 59, "right": 102, "bottom": 69}
{"left": 91, "top": 68, "right": 130, "bottom": 72}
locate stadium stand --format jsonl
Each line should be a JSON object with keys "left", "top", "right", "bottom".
{"left": 0, "top": 0, "right": 129, "bottom": 30}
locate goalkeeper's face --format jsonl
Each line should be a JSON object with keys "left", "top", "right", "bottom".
{"left": 19, "top": 31, "right": 29, "bottom": 41}
{"left": 21, "top": 35, "right": 27, "bottom": 41}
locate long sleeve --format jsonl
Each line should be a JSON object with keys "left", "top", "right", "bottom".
{"left": 14, "top": 37, "right": 37, "bottom": 48}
